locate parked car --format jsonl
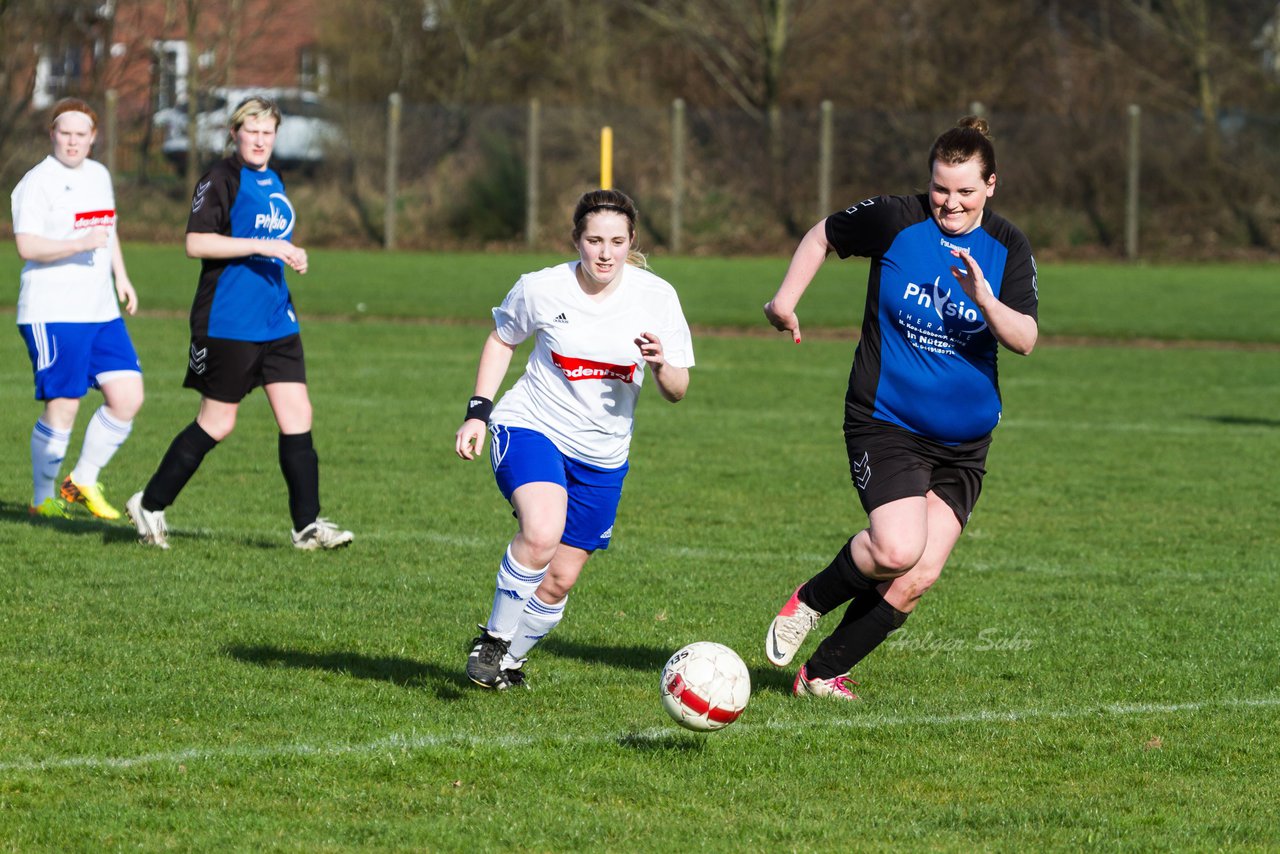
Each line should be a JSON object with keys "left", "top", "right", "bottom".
{"left": 154, "top": 88, "right": 341, "bottom": 172}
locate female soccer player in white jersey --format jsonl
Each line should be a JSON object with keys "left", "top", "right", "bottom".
{"left": 11, "top": 98, "right": 144, "bottom": 521}
{"left": 455, "top": 189, "right": 694, "bottom": 689}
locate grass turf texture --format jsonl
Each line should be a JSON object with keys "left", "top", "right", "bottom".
{"left": 0, "top": 249, "right": 1277, "bottom": 849}
{"left": 2, "top": 246, "right": 1277, "bottom": 342}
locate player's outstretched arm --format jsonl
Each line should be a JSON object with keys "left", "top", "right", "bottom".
{"left": 109, "top": 230, "right": 137, "bottom": 315}
{"left": 456, "top": 331, "right": 517, "bottom": 460}
{"left": 948, "top": 248, "right": 1038, "bottom": 355}
{"left": 15, "top": 228, "right": 108, "bottom": 263}
{"left": 763, "top": 218, "right": 834, "bottom": 344}
{"left": 635, "top": 332, "right": 689, "bottom": 402}
{"left": 186, "top": 233, "right": 308, "bottom": 273}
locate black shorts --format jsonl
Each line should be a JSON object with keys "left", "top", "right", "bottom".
{"left": 183, "top": 333, "right": 306, "bottom": 403}
{"left": 844, "top": 418, "right": 991, "bottom": 527}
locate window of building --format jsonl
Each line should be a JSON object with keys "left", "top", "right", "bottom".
{"left": 33, "top": 43, "right": 85, "bottom": 109}
{"left": 298, "top": 45, "right": 329, "bottom": 95}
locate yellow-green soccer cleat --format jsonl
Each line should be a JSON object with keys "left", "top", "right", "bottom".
{"left": 29, "top": 497, "right": 72, "bottom": 519}
{"left": 60, "top": 476, "right": 121, "bottom": 520}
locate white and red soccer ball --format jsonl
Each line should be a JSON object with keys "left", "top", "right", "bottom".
{"left": 660, "top": 642, "right": 751, "bottom": 732}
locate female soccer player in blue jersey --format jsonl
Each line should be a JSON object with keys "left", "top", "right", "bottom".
{"left": 762, "top": 116, "right": 1038, "bottom": 700}
{"left": 12, "top": 98, "right": 144, "bottom": 521}
{"left": 126, "top": 96, "right": 351, "bottom": 551}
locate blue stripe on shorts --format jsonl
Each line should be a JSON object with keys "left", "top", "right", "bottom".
{"left": 488, "top": 425, "right": 628, "bottom": 552}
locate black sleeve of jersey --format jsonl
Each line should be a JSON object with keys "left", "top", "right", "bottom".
{"left": 824, "top": 194, "right": 929, "bottom": 259}
{"left": 985, "top": 213, "right": 1039, "bottom": 321}
{"left": 185, "top": 158, "right": 238, "bottom": 236}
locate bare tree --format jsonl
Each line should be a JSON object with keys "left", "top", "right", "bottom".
{"left": 183, "top": 0, "right": 200, "bottom": 189}
{"left": 622, "top": 0, "right": 816, "bottom": 232}
{"left": 0, "top": 0, "right": 105, "bottom": 159}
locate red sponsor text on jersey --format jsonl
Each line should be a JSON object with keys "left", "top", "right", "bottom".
{"left": 74, "top": 209, "right": 116, "bottom": 229}
{"left": 551, "top": 351, "right": 636, "bottom": 383}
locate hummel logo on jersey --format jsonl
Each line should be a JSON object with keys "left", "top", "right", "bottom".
{"left": 191, "top": 180, "right": 211, "bottom": 213}
{"left": 844, "top": 197, "right": 876, "bottom": 215}
{"left": 553, "top": 313, "right": 569, "bottom": 324}
{"left": 852, "top": 451, "right": 871, "bottom": 489}
{"left": 188, "top": 344, "right": 208, "bottom": 375}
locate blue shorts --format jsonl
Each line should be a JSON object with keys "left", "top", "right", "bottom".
{"left": 488, "top": 425, "right": 628, "bottom": 552}
{"left": 19, "top": 319, "right": 141, "bottom": 401}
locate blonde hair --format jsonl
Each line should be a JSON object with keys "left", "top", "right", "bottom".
{"left": 571, "top": 189, "right": 648, "bottom": 269}
{"left": 228, "top": 95, "right": 281, "bottom": 143}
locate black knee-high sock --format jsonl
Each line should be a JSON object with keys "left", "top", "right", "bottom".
{"left": 279, "top": 431, "right": 320, "bottom": 531}
{"left": 800, "top": 537, "right": 880, "bottom": 614}
{"left": 142, "top": 422, "right": 218, "bottom": 511}
{"left": 806, "top": 593, "right": 909, "bottom": 679}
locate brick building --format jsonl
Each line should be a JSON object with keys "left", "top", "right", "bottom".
{"left": 32, "top": 0, "right": 325, "bottom": 120}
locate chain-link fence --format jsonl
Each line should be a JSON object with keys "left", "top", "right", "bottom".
{"left": 5, "top": 96, "right": 1279, "bottom": 259}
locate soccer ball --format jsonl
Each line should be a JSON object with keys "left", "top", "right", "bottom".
{"left": 659, "top": 642, "right": 751, "bottom": 732}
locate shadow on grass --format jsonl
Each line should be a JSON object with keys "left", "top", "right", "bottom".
{"left": 223, "top": 643, "right": 468, "bottom": 700}
{"left": 543, "top": 638, "right": 800, "bottom": 696}
{"left": 1199, "top": 415, "right": 1280, "bottom": 428}
{"left": 0, "top": 499, "right": 288, "bottom": 549}
{"left": 0, "top": 498, "right": 138, "bottom": 544}
{"left": 616, "top": 732, "right": 707, "bottom": 753}
{"left": 750, "top": 664, "right": 802, "bottom": 696}
{"left": 540, "top": 637, "right": 672, "bottom": 671}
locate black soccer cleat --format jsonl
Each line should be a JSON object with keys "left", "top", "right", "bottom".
{"left": 466, "top": 627, "right": 510, "bottom": 688}
{"left": 499, "top": 662, "right": 529, "bottom": 691}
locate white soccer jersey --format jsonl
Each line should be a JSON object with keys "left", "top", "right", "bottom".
{"left": 11, "top": 155, "right": 120, "bottom": 324}
{"left": 491, "top": 261, "right": 695, "bottom": 469}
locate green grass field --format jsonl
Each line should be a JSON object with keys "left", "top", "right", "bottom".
{"left": 0, "top": 247, "right": 1277, "bottom": 850}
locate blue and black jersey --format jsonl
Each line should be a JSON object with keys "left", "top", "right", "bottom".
{"left": 185, "top": 157, "right": 300, "bottom": 342}
{"left": 827, "top": 194, "right": 1038, "bottom": 444}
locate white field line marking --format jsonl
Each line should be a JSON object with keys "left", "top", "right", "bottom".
{"left": 3, "top": 696, "right": 1277, "bottom": 774}
{"left": 1002, "top": 417, "right": 1278, "bottom": 436}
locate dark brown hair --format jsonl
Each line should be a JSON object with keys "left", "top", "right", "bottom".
{"left": 571, "top": 189, "right": 647, "bottom": 268}
{"left": 928, "top": 116, "right": 996, "bottom": 181}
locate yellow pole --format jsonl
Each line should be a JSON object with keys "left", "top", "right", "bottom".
{"left": 600, "top": 126, "right": 613, "bottom": 189}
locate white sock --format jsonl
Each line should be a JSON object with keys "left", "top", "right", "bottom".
{"left": 505, "top": 593, "right": 567, "bottom": 665}
{"left": 31, "top": 419, "right": 71, "bottom": 505}
{"left": 485, "top": 546, "right": 548, "bottom": 640}
{"left": 69, "top": 406, "right": 132, "bottom": 486}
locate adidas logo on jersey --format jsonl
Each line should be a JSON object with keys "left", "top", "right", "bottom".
{"left": 553, "top": 313, "right": 569, "bottom": 324}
